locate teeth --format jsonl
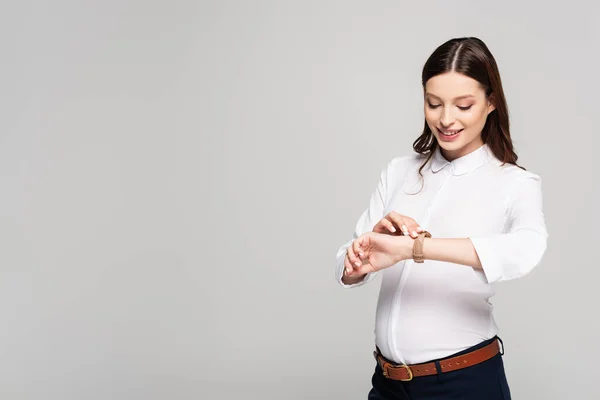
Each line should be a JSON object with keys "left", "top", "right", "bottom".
{"left": 440, "top": 129, "right": 461, "bottom": 136}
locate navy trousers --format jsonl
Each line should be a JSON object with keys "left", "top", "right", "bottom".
{"left": 368, "top": 337, "right": 511, "bottom": 400}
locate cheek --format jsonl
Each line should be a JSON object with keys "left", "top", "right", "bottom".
{"left": 424, "top": 108, "right": 438, "bottom": 123}
{"left": 424, "top": 117, "right": 438, "bottom": 133}
{"left": 459, "top": 109, "right": 486, "bottom": 127}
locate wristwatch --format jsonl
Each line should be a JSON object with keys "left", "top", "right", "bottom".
{"left": 413, "top": 230, "right": 432, "bottom": 263}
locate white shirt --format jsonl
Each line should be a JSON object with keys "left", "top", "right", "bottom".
{"left": 335, "top": 143, "right": 548, "bottom": 365}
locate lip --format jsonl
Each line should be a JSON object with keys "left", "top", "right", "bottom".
{"left": 437, "top": 127, "right": 463, "bottom": 142}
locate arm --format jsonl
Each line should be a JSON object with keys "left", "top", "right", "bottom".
{"left": 421, "top": 238, "right": 483, "bottom": 269}
{"left": 468, "top": 174, "right": 548, "bottom": 283}
{"left": 351, "top": 173, "right": 548, "bottom": 283}
{"left": 414, "top": 174, "right": 548, "bottom": 283}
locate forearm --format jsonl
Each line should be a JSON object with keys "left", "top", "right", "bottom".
{"left": 420, "top": 238, "right": 482, "bottom": 269}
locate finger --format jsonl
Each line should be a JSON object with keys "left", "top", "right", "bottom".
{"left": 383, "top": 218, "right": 397, "bottom": 233}
{"left": 404, "top": 218, "right": 424, "bottom": 238}
{"left": 353, "top": 239, "right": 365, "bottom": 260}
{"left": 405, "top": 218, "right": 424, "bottom": 233}
{"left": 390, "top": 213, "right": 422, "bottom": 238}
{"left": 372, "top": 221, "right": 386, "bottom": 234}
{"left": 375, "top": 217, "right": 397, "bottom": 234}
{"left": 344, "top": 254, "right": 353, "bottom": 276}
{"left": 347, "top": 245, "right": 361, "bottom": 269}
{"left": 376, "top": 219, "right": 399, "bottom": 236}
{"left": 358, "top": 233, "right": 371, "bottom": 248}
{"left": 382, "top": 211, "right": 403, "bottom": 235}
{"left": 353, "top": 262, "right": 375, "bottom": 276}
{"left": 407, "top": 224, "right": 420, "bottom": 238}
{"left": 406, "top": 222, "right": 425, "bottom": 238}
{"left": 400, "top": 224, "right": 409, "bottom": 236}
{"left": 388, "top": 212, "right": 409, "bottom": 235}
{"left": 396, "top": 221, "right": 410, "bottom": 236}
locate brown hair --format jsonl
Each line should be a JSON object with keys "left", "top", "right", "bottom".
{"left": 413, "top": 37, "right": 524, "bottom": 182}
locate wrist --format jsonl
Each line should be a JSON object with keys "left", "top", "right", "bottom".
{"left": 342, "top": 272, "right": 367, "bottom": 285}
{"left": 394, "top": 235, "right": 414, "bottom": 263}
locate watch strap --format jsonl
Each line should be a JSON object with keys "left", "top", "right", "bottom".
{"left": 413, "top": 230, "right": 432, "bottom": 263}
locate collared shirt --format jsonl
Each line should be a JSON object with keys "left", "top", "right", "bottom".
{"left": 335, "top": 143, "right": 548, "bottom": 365}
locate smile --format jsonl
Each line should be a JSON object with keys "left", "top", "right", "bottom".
{"left": 438, "top": 128, "right": 463, "bottom": 136}
{"left": 436, "top": 127, "right": 463, "bottom": 141}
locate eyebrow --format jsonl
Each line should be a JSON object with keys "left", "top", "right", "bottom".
{"left": 426, "top": 93, "right": 475, "bottom": 100}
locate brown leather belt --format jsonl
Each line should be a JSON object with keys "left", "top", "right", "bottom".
{"left": 373, "top": 339, "right": 502, "bottom": 381}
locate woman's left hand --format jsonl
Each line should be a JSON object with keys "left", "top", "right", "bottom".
{"left": 346, "top": 232, "right": 413, "bottom": 276}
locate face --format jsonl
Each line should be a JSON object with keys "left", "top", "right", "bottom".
{"left": 424, "top": 71, "right": 496, "bottom": 161}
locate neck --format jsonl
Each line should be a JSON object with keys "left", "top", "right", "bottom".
{"left": 440, "top": 138, "right": 484, "bottom": 162}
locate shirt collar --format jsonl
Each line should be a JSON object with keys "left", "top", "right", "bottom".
{"left": 430, "top": 143, "right": 490, "bottom": 176}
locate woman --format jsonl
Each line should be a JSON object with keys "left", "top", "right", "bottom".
{"left": 335, "top": 37, "right": 548, "bottom": 400}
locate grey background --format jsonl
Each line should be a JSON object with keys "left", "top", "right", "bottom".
{"left": 1, "top": 1, "right": 598, "bottom": 399}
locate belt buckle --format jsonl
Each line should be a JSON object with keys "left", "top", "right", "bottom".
{"left": 397, "top": 364, "right": 414, "bottom": 382}
{"left": 374, "top": 350, "right": 414, "bottom": 382}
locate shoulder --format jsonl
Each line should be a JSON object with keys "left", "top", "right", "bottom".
{"left": 485, "top": 150, "right": 543, "bottom": 186}
{"left": 486, "top": 159, "right": 544, "bottom": 206}
{"left": 378, "top": 153, "right": 427, "bottom": 196}
{"left": 385, "top": 153, "right": 426, "bottom": 176}
{"left": 492, "top": 162, "right": 542, "bottom": 186}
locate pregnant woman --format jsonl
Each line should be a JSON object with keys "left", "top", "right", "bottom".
{"left": 335, "top": 37, "right": 548, "bottom": 400}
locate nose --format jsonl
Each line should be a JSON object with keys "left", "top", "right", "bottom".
{"left": 440, "top": 107, "right": 455, "bottom": 127}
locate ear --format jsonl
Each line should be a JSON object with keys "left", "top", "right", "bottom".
{"left": 487, "top": 93, "right": 497, "bottom": 114}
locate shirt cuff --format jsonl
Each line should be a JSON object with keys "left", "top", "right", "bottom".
{"left": 338, "top": 271, "right": 375, "bottom": 288}
{"left": 468, "top": 237, "right": 503, "bottom": 284}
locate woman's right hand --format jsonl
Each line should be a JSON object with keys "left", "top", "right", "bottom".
{"left": 343, "top": 211, "right": 424, "bottom": 279}
{"left": 372, "top": 211, "right": 424, "bottom": 239}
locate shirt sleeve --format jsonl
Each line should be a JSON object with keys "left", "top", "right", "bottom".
{"left": 469, "top": 173, "right": 549, "bottom": 284}
{"left": 335, "top": 158, "right": 396, "bottom": 288}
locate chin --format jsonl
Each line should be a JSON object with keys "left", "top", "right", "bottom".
{"left": 433, "top": 135, "right": 464, "bottom": 148}
{"left": 437, "top": 139, "right": 465, "bottom": 149}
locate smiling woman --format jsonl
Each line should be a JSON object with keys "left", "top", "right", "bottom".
{"left": 424, "top": 75, "right": 495, "bottom": 153}
{"left": 413, "top": 37, "right": 517, "bottom": 180}
{"left": 335, "top": 37, "right": 548, "bottom": 400}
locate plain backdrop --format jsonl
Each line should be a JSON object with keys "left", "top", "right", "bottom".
{"left": 1, "top": 1, "right": 599, "bottom": 399}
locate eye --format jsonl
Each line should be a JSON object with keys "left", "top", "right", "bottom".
{"left": 458, "top": 105, "right": 472, "bottom": 111}
{"left": 427, "top": 102, "right": 441, "bottom": 109}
